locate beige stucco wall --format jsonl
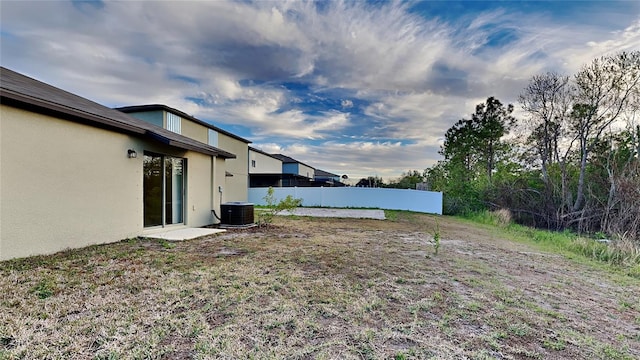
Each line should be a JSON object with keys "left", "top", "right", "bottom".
{"left": 249, "top": 149, "right": 282, "bottom": 174}
{"left": 184, "top": 151, "right": 215, "bottom": 227}
{"left": 0, "top": 105, "right": 223, "bottom": 261}
{"left": 180, "top": 118, "right": 208, "bottom": 144}
{"left": 1, "top": 105, "right": 143, "bottom": 260}
{"left": 298, "top": 163, "right": 315, "bottom": 179}
{"left": 218, "top": 134, "right": 248, "bottom": 202}
{"left": 213, "top": 157, "right": 226, "bottom": 212}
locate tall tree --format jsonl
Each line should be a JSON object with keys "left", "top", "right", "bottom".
{"left": 518, "top": 72, "right": 572, "bottom": 185}
{"left": 570, "top": 51, "right": 640, "bottom": 212}
{"left": 441, "top": 97, "right": 515, "bottom": 181}
{"left": 355, "top": 176, "right": 384, "bottom": 188}
{"left": 470, "top": 97, "right": 516, "bottom": 182}
{"left": 440, "top": 118, "right": 477, "bottom": 179}
{"left": 387, "top": 170, "right": 425, "bottom": 189}
{"left": 426, "top": 51, "right": 640, "bottom": 242}
{"left": 436, "top": 97, "right": 515, "bottom": 213}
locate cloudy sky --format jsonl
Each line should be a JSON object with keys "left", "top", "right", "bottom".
{"left": 2, "top": 1, "right": 639, "bottom": 182}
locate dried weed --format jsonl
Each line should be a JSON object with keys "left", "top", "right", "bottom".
{"left": 0, "top": 215, "right": 638, "bottom": 359}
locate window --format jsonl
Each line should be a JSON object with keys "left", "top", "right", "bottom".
{"left": 251, "top": 160, "right": 256, "bottom": 168}
{"left": 208, "top": 129, "right": 218, "bottom": 147}
{"left": 166, "top": 113, "right": 182, "bottom": 134}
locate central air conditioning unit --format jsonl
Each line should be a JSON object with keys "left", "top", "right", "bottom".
{"left": 220, "top": 202, "right": 255, "bottom": 226}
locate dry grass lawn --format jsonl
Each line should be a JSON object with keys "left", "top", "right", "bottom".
{"left": 1, "top": 212, "right": 639, "bottom": 359}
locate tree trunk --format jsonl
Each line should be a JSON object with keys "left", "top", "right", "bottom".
{"left": 487, "top": 140, "right": 493, "bottom": 182}
{"left": 573, "top": 136, "right": 588, "bottom": 212}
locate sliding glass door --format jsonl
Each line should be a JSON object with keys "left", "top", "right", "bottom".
{"left": 144, "top": 153, "right": 185, "bottom": 227}
{"left": 165, "top": 157, "right": 184, "bottom": 225}
{"left": 143, "top": 154, "right": 163, "bottom": 227}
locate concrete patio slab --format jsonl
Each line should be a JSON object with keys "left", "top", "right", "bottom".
{"left": 143, "top": 227, "right": 225, "bottom": 241}
{"left": 276, "top": 208, "right": 386, "bottom": 220}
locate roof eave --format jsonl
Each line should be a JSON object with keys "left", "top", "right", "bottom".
{"left": 145, "top": 132, "right": 236, "bottom": 159}
{"left": 1, "top": 89, "right": 146, "bottom": 135}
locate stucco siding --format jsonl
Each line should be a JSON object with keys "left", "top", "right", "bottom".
{"left": 0, "top": 105, "right": 143, "bottom": 260}
{"left": 181, "top": 118, "right": 208, "bottom": 144}
{"left": 213, "top": 157, "right": 226, "bottom": 212}
{"left": 0, "top": 105, "right": 228, "bottom": 260}
{"left": 218, "top": 134, "right": 248, "bottom": 202}
{"left": 298, "top": 163, "right": 315, "bottom": 179}
{"left": 249, "top": 149, "right": 282, "bottom": 174}
{"left": 184, "top": 151, "right": 215, "bottom": 227}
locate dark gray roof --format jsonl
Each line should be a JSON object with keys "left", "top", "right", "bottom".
{"left": 270, "top": 154, "right": 315, "bottom": 170}
{"left": 270, "top": 154, "right": 297, "bottom": 163}
{"left": 249, "top": 146, "right": 283, "bottom": 161}
{"left": 116, "top": 104, "right": 251, "bottom": 144}
{"left": 315, "top": 169, "right": 339, "bottom": 177}
{"left": 0, "top": 67, "right": 235, "bottom": 159}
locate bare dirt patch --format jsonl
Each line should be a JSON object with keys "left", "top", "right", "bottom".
{"left": 1, "top": 213, "right": 638, "bottom": 359}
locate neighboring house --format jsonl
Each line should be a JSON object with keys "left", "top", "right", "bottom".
{"left": 248, "top": 147, "right": 283, "bottom": 187}
{"left": 314, "top": 169, "right": 346, "bottom": 187}
{"left": 270, "top": 154, "right": 316, "bottom": 187}
{"left": 0, "top": 67, "right": 236, "bottom": 260}
{"left": 116, "top": 105, "right": 251, "bottom": 203}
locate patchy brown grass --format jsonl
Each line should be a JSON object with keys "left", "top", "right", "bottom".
{"left": 1, "top": 213, "right": 639, "bottom": 359}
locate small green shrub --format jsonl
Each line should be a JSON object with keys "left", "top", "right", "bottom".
{"left": 433, "top": 221, "right": 441, "bottom": 255}
{"left": 258, "top": 187, "right": 302, "bottom": 227}
{"left": 385, "top": 210, "right": 399, "bottom": 221}
{"left": 158, "top": 239, "right": 176, "bottom": 249}
{"left": 543, "top": 338, "right": 566, "bottom": 351}
{"left": 31, "top": 278, "right": 56, "bottom": 299}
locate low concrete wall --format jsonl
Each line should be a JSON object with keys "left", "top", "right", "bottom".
{"left": 248, "top": 187, "right": 442, "bottom": 214}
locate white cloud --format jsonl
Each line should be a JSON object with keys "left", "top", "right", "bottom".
{"left": 341, "top": 99, "right": 353, "bottom": 108}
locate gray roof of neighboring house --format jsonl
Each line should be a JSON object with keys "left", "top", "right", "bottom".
{"left": 249, "top": 146, "right": 283, "bottom": 161}
{"left": 116, "top": 104, "right": 251, "bottom": 144}
{"left": 315, "top": 169, "right": 339, "bottom": 178}
{"left": 270, "top": 154, "right": 315, "bottom": 169}
{"left": 0, "top": 67, "right": 236, "bottom": 159}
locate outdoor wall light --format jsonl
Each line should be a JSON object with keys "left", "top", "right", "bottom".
{"left": 127, "top": 149, "right": 137, "bottom": 159}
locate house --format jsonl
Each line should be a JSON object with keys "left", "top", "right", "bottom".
{"left": 116, "top": 104, "right": 251, "bottom": 203}
{"left": 270, "top": 154, "right": 316, "bottom": 187}
{"left": 0, "top": 67, "right": 238, "bottom": 260}
{"left": 247, "top": 152, "right": 344, "bottom": 188}
{"left": 248, "top": 147, "right": 283, "bottom": 188}
{"left": 314, "top": 169, "right": 346, "bottom": 187}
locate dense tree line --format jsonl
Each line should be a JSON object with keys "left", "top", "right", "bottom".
{"left": 355, "top": 171, "right": 427, "bottom": 189}
{"left": 425, "top": 51, "right": 640, "bottom": 242}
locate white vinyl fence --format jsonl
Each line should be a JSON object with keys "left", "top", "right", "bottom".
{"left": 248, "top": 187, "right": 442, "bottom": 214}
